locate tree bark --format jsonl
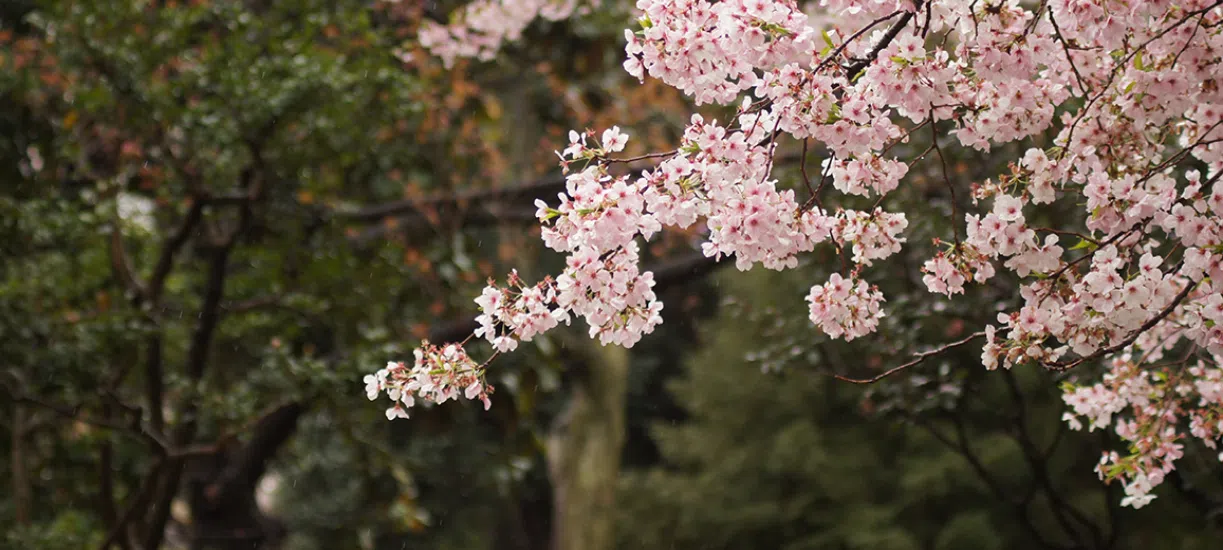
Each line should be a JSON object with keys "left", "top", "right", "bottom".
{"left": 11, "top": 402, "right": 30, "bottom": 526}
{"left": 185, "top": 402, "right": 303, "bottom": 550}
{"left": 546, "top": 343, "right": 630, "bottom": 550}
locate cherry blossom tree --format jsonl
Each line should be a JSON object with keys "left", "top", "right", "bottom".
{"left": 370, "top": 0, "right": 1223, "bottom": 510}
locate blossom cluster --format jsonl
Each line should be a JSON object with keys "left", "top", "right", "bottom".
{"left": 624, "top": 0, "right": 817, "bottom": 104}
{"left": 381, "top": 0, "right": 1223, "bottom": 509}
{"left": 1062, "top": 353, "right": 1223, "bottom": 508}
{"left": 418, "top": 0, "right": 592, "bottom": 67}
{"left": 473, "top": 271, "right": 565, "bottom": 353}
{"left": 364, "top": 343, "right": 493, "bottom": 419}
{"left": 805, "top": 273, "right": 885, "bottom": 341}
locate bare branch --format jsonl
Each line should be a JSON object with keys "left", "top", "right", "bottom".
{"left": 147, "top": 198, "right": 205, "bottom": 304}
{"left": 1000, "top": 370, "right": 1103, "bottom": 547}
{"left": 6, "top": 392, "right": 173, "bottom": 453}
{"left": 339, "top": 173, "right": 571, "bottom": 224}
{"left": 928, "top": 114, "right": 961, "bottom": 246}
{"left": 832, "top": 331, "right": 986, "bottom": 384}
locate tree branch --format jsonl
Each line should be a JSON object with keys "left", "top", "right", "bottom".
{"left": 1000, "top": 370, "right": 1103, "bottom": 548}
{"left": 338, "top": 172, "right": 569, "bottom": 224}
{"left": 7, "top": 392, "right": 172, "bottom": 453}
{"left": 147, "top": 141, "right": 268, "bottom": 550}
{"left": 206, "top": 402, "right": 304, "bottom": 510}
{"left": 147, "top": 198, "right": 205, "bottom": 304}
{"left": 144, "top": 198, "right": 207, "bottom": 432}
{"left": 832, "top": 331, "right": 985, "bottom": 384}
{"left": 141, "top": 464, "right": 182, "bottom": 550}
{"left": 844, "top": 3, "right": 920, "bottom": 81}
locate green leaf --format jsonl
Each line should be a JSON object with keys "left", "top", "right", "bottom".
{"left": 1069, "top": 238, "right": 1097, "bottom": 251}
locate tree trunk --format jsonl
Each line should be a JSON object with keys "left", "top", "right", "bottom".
{"left": 184, "top": 402, "right": 303, "bottom": 549}
{"left": 546, "top": 343, "right": 629, "bottom": 550}
{"left": 11, "top": 403, "right": 30, "bottom": 526}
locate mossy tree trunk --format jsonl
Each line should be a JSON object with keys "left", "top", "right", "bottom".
{"left": 546, "top": 342, "right": 630, "bottom": 550}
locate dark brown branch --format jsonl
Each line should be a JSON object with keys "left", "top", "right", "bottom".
{"left": 1000, "top": 370, "right": 1103, "bottom": 547}
{"left": 928, "top": 115, "right": 961, "bottom": 245}
{"left": 207, "top": 402, "right": 304, "bottom": 510}
{"left": 650, "top": 251, "right": 723, "bottom": 293}
{"left": 340, "top": 173, "right": 570, "bottom": 224}
{"left": 147, "top": 199, "right": 205, "bottom": 304}
{"left": 815, "top": 10, "right": 904, "bottom": 74}
{"left": 8, "top": 392, "right": 172, "bottom": 453}
{"left": 141, "top": 464, "right": 183, "bottom": 550}
{"left": 145, "top": 336, "right": 166, "bottom": 432}
{"left": 348, "top": 205, "right": 543, "bottom": 245}
{"left": 844, "top": 3, "right": 920, "bottom": 81}
{"left": 1201, "top": 166, "right": 1223, "bottom": 195}
{"left": 145, "top": 198, "right": 206, "bottom": 432}
{"left": 144, "top": 251, "right": 234, "bottom": 543}
{"left": 832, "top": 331, "right": 986, "bottom": 384}
{"left": 910, "top": 382, "right": 1074, "bottom": 550}
{"left": 1033, "top": 227, "right": 1098, "bottom": 245}
{"left": 184, "top": 146, "right": 266, "bottom": 404}
{"left": 148, "top": 142, "right": 268, "bottom": 550}
{"left": 915, "top": 413, "right": 1013, "bottom": 504}
{"left": 947, "top": 406, "right": 1074, "bottom": 550}
{"left": 1047, "top": 8, "right": 1090, "bottom": 96}
{"left": 1167, "top": 469, "right": 1223, "bottom": 527}
{"left": 185, "top": 246, "right": 236, "bottom": 382}
{"left": 1041, "top": 227, "right": 1137, "bottom": 287}
{"left": 910, "top": 417, "right": 1067, "bottom": 550}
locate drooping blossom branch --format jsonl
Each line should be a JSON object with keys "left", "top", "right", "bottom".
{"left": 372, "top": 0, "right": 1223, "bottom": 509}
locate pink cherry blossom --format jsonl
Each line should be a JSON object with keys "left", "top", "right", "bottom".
{"left": 381, "top": 0, "right": 1223, "bottom": 509}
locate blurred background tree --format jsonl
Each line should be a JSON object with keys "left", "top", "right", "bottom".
{"left": 2, "top": 2, "right": 1221, "bottom": 550}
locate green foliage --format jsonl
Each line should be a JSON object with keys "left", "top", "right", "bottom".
{"left": 618, "top": 267, "right": 1223, "bottom": 550}
{"left": 3, "top": 509, "right": 103, "bottom": 550}
{"left": 0, "top": 1, "right": 573, "bottom": 547}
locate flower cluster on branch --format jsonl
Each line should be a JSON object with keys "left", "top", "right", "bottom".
{"left": 373, "top": 0, "right": 1223, "bottom": 508}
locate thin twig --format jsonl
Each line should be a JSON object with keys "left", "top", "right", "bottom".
{"left": 928, "top": 114, "right": 961, "bottom": 246}
{"left": 832, "top": 331, "right": 986, "bottom": 384}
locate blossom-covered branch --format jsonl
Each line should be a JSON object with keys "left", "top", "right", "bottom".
{"left": 375, "top": 0, "right": 1223, "bottom": 509}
